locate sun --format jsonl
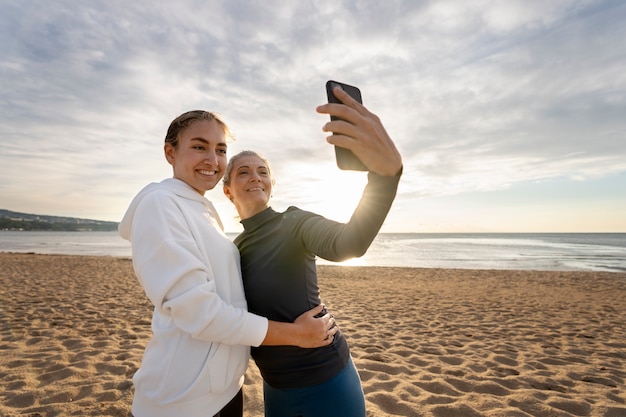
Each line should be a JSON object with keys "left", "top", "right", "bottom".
{"left": 306, "top": 169, "right": 369, "bottom": 223}
{"left": 306, "top": 168, "right": 371, "bottom": 267}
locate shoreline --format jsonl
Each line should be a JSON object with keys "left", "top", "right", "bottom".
{"left": 1, "top": 253, "right": 625, "bottom": 416}
{"left": 3, "top": 250, "right": 626, "bottom": 274}
{"left": 2, "top": 230, "right": 626, "bottom": 273}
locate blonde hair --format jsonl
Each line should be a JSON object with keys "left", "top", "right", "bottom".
{"left": 223, "top": 150, "right": 272, "bottom": 186}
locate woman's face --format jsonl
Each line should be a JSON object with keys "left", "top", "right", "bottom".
{"left": 164, "top": 119, "right": 227, "bottom": 195}
{"left": 223, "top": 155, "right": 273, "bottom": 219}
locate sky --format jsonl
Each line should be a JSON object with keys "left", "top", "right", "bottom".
{"left": 1, "top": 0, "right": 625, "bottom": 233}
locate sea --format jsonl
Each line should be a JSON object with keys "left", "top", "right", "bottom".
{"left": 1, "top": 231, "right": 625, "bottom": 273}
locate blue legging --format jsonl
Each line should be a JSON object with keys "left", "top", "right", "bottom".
{"left": 263, "top": 358, "right": 366, "bottom": 417}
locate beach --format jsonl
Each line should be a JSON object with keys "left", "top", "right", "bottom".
{"left": 1, "top": 253, "right": 625, "bottom": 417}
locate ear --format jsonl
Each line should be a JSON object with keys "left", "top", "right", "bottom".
{"left": 223, "top": 184, "right": 233, "bottom": 202}
{"left": 164, "top": 143, "right": 175, "bottom": 165}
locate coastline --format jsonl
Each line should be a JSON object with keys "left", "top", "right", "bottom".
{"left": 2, "top": 231, "right": 626, "bottom": 272}
{"left": 1, "top": 253, "right": 625, "bottom": 416}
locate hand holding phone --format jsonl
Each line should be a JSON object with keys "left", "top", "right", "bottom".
{"left": 325, "top": 80, "right": 368, "bottom": 171}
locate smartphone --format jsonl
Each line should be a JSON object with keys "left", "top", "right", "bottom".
{"left": 325, "top": 80, "right": 368, "bottom": 171}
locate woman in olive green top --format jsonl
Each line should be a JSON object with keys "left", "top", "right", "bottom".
{"left": 223, "top": 86, "right": 402, "bottom": 417}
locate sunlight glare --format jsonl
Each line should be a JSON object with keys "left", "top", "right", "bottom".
{"left": 308, "top": 169, "right": 368, "bottom": 223}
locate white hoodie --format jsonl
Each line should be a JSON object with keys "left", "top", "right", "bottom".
{"left": 119, "top": 178, "right": 268, "bottom": 417}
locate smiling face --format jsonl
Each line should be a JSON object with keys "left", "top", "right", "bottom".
{"left": 164, "top": 119, "right": 227, "bottom": 195}
{"left": 223, "top": 152, "right": 274, "bottom": 220}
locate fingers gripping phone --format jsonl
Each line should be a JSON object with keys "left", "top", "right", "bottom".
{"left": 325, "top": 80, "right": 368, "bottom": 171}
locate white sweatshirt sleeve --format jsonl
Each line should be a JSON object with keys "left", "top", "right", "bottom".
{"left": 129, "top": 190, "right": 268, "bottom": 347}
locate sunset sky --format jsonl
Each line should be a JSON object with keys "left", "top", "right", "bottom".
{"left": 1, "top": 1, "right": 625, "bottom": 233}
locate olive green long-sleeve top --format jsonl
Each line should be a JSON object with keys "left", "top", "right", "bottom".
{"left": 235, "top": 170, "right": 401, "bottom": 388}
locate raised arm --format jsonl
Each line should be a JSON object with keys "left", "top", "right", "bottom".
{"left": 293, "top": 88, "right": 402, "bottom": 261}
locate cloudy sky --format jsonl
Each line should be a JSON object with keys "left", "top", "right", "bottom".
{"left": 1, "top": 0, "right": 625, "bottom": 233}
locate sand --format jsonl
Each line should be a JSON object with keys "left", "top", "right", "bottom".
{"left": 0, "top": 253, "right": 625, "bottom": 417}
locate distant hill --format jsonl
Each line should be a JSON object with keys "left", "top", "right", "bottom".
{"left": 0, "top": 209, "right": 119, "bottom": 231}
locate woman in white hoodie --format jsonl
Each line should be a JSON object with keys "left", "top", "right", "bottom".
{"left": 119, "top": 110, "right": 337, "bottom": 417}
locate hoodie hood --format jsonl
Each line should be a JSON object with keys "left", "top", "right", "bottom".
{"left": 119, "top": 178, "right": 223, "bottom": 241}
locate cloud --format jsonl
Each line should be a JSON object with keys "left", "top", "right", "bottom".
{"left": 0, "top": 0, "right": 625, "bottom": 231}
